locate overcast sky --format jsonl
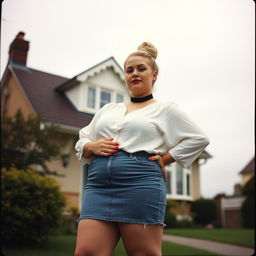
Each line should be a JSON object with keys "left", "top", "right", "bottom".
{"left": 1, "top": 0, "right": 255, "bottom": 198}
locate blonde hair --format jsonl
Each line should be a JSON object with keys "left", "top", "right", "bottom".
{"left": 124, "top": 42, "right": 159, "bottom": 74}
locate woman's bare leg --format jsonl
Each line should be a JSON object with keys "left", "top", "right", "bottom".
{"left": 118, "top": 223, "right": 163, "bottom": 256}
{"left": 74, "top": 219, "right": 121, "bottom": 256}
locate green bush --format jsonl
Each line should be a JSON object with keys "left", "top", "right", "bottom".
{"left": 56, "top": 217, "right": 78, "bottom": 235}
{"left": 164, "top": 199, "right": 177, "bottom": 228}
{"left": 191, "top": 198, "right": 217, "bottom": 226}
{"left": 1, "top": 168, "right": 66, "bottom": 246}
{"left": 165, "top": 210, "right": 177, "bottom": 228}
{"left": 241, "top": 176, "right": 254, "bottom": 228}
{"left": 175, "top": 219, "right": 193, "bottom": 228}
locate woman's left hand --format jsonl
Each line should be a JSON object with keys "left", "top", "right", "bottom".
{"left": 148, "top": 155, "right": 167, "bottom": 182}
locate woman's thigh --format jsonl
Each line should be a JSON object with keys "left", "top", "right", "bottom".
{"left": 118, "top": 223, "right": 163, "bottom": 256}
{"left": 74, "top": 219, "right": 121, "bottom": 256}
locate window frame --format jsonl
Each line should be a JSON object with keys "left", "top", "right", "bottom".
{"left": 116, "top": 93, "right": 124, "bottom": 103}
{"left": 100, "top": 89, "right": 112, "bottom": 108}
{"left": 166, "top": 163, "right": 193, "bottom": 201}
{"left": 87, "top": 86, "right": 96, "bottom": 109}
{"left": 84, "top": 86, "right": 125, "bottom": 113}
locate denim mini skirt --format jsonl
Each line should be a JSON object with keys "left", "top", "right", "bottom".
{"left": 79, "top": 150, "right": 167, "bottom": 226}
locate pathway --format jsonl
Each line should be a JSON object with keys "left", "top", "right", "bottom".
{"left": 163, "top": 234, "right": 254, "bottom": 256}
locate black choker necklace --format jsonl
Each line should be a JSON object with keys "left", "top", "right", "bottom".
{"left": 130, "top": 94, "right": 153, "bottom": 103}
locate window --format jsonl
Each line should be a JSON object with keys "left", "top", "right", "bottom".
{"left": 166, "top": 170, "right": 172, "bottom": 194}
{"left": 116, "top": 93, "right": 124, "bottom": 103}
{"left": 100, "top": 90, "right": 111, "bottom": 108}
{"left": 87, "top": 87, "right": 96, "bottom": 108}
{"left": 186, "top": 173, "right": 191, "bottom": 196}
{"left": 86, "top": 87, "right": 124, "bottom": 111}
{"left": 166, "top": 163, "right": 192, "bottom": 198}
{"left": 176, "top": 164, "right": 183, "bottom": 195}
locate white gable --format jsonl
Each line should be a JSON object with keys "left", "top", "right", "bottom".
{"left": 65, "top": 57, "right": 129, "bottom": 114}
{"left": 86, "top": 67, "right": 126, "bottom": 93}
{"left": 77, "top": 57, "right": 125, "bottom": 83}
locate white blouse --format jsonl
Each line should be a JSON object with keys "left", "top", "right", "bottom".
{"left": 75, "top": 101, "right": 209, "bottom": 168}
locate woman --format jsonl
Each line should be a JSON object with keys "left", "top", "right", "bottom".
{"left": 74, "top": 42, "right": 209, "bottom": 256}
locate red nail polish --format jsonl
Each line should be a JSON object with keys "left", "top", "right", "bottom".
{"left": 148, "top": 157, "right": 152, "bottom": 160}
{"left": 115, "top": 143, "right": 119, "bottom": 146}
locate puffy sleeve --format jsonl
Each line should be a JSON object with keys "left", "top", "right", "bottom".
{"left": 164, "top": 102, "right": 209, "bottom": 168}
{"left": 75, "top": 104, "right": 108, "bottom": 164}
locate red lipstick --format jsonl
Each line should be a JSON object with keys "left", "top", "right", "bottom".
{"left": 131, "top": 79, "right": 141, "bottom": 84}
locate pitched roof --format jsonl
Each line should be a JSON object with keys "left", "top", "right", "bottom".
{"left": 239, "top": 157, "right": 255, "bottom": 174}
{"left": 10, "top": 63, "right": 93, "bottom": 129}
{"left": 56, "top": 57, "right": 124, "bottom": 92}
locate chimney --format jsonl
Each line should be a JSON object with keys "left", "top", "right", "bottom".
{"left": 8, "top": 31, "right": 29, "bottom": 65}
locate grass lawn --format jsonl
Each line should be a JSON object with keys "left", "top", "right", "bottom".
{"left": 164, "top": 228, "right": 255, "bottom": 248}
{"left": 3, "top": 235, "right": 219, "bottom": 256}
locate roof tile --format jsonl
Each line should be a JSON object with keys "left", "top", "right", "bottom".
{"left": 239, "top": 157, "right": 255, "bottom": 174}
{"left": 12, "top": 64, "right": 93, "bottom": 129}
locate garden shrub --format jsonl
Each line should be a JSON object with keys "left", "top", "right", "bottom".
{"left": 191, "top": 198, "right": 217, "bottom": 225}
{"left": 56, "top": 206, "right": 80, "bottom": 235}
{"left": 241, "top": 176, "right": 254, "bottom": 228}
{"left": 1, "top": 168, "right": 66, "bottom": 246}
{"left": 164, "top": 199, "right": 177, "bottom": 228}
{"left": 175, "top": 219, "right": 193, "bottom": 228}
{"left": 56, "top": 217, "right": 78, "bottom": 235}
{"left": 165, "top": 210, "right": 177, "bottom": 228}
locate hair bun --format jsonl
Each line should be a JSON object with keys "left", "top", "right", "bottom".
{"left": 137, "top": 42, "right": 158, "bottom": 60}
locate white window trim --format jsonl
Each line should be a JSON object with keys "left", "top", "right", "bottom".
{"left": 96, "top": 87, "right": 101, "bottom": 109}
{"left": 113, "top": 91, "right": 117, "bottom": 103}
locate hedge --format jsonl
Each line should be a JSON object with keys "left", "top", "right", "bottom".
{"left": 1, "top": 168, "right": 66, "bottom": 246}
{"left": 241, "top": 176, "right": 254, "bottom": 228}
{"left": 191, "top": 198, "right": 217, "bottom": 226}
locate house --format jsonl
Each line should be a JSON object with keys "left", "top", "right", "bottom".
{"left": 214, "top": 157, "right": 254, "bottom": 228}
{"left": 239, "top": 157, "right": 255, "bottom": 186}
{"left": 1, "top": 32, "right": 211, "bottom": 217}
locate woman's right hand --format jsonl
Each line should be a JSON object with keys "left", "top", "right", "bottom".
{"left": 83, "top": 138, "right": 119, "bottom": 157}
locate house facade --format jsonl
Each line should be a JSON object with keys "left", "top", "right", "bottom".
{"left": 239, "top": 157, "right": 255, "bottom": 186}
{"left": 1, "top": 32, "right": 211, "bottom": 217}
{"left": 214, "top": 157, "right": 254, "bottom": 228}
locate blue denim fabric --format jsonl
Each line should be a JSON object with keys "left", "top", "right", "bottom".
{"left": 79, "top": 150, "right": 167, "bottom": 226}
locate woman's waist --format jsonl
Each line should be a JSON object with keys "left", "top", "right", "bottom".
{"left": 92, "top": 150, "right": 159, "bottom": 171}
{"left": 112, "top": 149, "right": 155, "bottom": 159}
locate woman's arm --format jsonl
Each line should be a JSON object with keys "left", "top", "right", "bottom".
{"left": 164, "top": 102, "right": 209, "bottom": 168}
{"left": 161, "top": 152, "right": 176, "bottom": 166}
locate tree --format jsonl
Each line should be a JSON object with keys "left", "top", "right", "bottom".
{"left": 191, "top": 198, "right": 217, "bottom": 226}
{"left": 241, "top": 176, "right": 254, "bottom": 228}
{"left": 1, "top": 110, "right": 62, "bottom": 175}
